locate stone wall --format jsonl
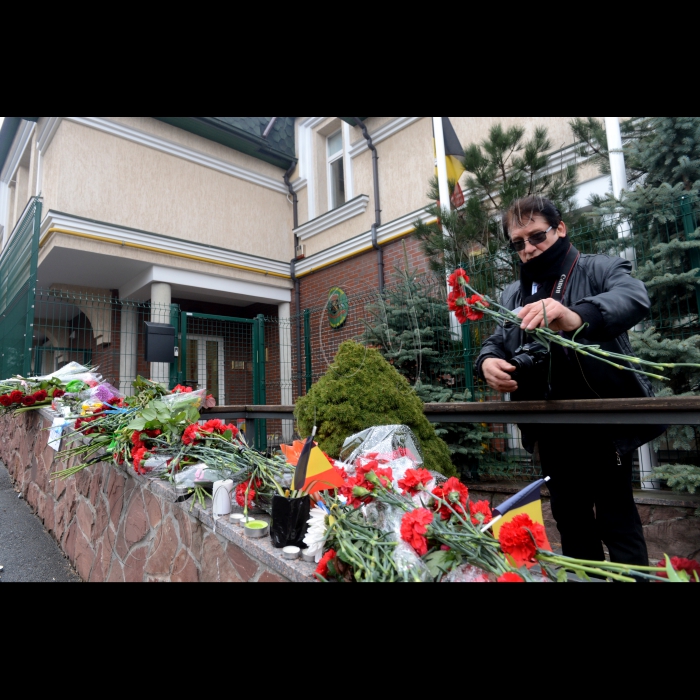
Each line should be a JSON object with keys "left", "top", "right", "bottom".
{"left": 470, "top": 484, "right": 700, "bottom": 563}
{"left": 0, "top": 411, "right": 315, "bottom": 583}
{"left": 2, "top": 410, "right": 698, "bottom": 581}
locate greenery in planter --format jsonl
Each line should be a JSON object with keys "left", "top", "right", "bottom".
{"left": 295, "top": 341, "right": 457, "bottom": 477}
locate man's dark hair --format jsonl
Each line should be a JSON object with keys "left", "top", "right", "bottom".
{"left": 502, "top": 196, "right": 563, "bottom": 239}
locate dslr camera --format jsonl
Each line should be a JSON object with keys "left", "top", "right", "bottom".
{"left": 510, "top": 342, "right": 551, "bottom": 397}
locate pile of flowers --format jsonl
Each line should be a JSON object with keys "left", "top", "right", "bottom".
{"left": 0, "top": 384, "right": 66, "bottom": 411}
{"left": 306, "top": 437, "right": 695, "bottom": 584}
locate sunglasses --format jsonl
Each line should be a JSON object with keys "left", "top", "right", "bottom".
{"left": 509, "top": 226, "right": 554, "bottom": 253}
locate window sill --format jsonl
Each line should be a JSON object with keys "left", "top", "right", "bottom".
{"left": 294, "top": 195, "right": 370, "bottom": 241}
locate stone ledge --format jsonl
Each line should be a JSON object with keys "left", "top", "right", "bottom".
{"left": 38, "top": 408, "right": 316, "bottom": 583}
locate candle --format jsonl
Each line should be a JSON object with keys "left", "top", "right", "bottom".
{"left": 244, "top": 521, "right": 270, "bottom": 539}
{"left": 283, "top": 546, "right": 301, "bottom": 561}
{"left": 230, "top": 514, "right": 246, "bottom": 526}
{"left": 302, "top": 551, "right": 317, "bottom": 563}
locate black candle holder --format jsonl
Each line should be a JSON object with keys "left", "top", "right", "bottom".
{"left": 271, "top": 495, "right": 311, "bottom": 549}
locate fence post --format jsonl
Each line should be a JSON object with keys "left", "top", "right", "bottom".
{"left": 461, "top": 323, "right": 475, "bottom": 401}
{"left": 253, "top": 314, "right": 267, "bottom": 451}
{"left": 304, "top": 309, "right": 312, "bottom": 393}
{"left": 23, "top": 199, "right": 41, "bottom": 376}
{"left": 169, "top": 304, "right": 180, "bottom": 390}
{"left": 681, "top": 196, "right": 700, "bottom": 313}
{"left": 179, "top": 312, "right": 188, "bottom": 386}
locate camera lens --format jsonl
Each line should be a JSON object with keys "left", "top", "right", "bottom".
{"left": 510, "top": 353, "right": 535, "bottom": 382}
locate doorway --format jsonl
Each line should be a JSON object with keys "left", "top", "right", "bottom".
{"left": 183, "top": 334, "right": 225, "bottom": 405}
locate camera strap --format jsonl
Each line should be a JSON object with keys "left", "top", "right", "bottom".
{"left": 550, "top": 244, "right": 581, "bottom": 303}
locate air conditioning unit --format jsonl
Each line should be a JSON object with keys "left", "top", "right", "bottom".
{"left": 296, "top": 244, "right": 306, "bottom": 259}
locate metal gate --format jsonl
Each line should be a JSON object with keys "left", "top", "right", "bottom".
{"left": 179, "top": 312, "right": 267, "bottom": 450}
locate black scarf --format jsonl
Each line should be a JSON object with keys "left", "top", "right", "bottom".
{"left": 520, "top": 235, "right": 574, "bottom": 305}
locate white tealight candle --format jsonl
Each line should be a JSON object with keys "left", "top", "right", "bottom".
{"left": 283, "top": 546, "right": 301, "bottom": 561}
{"left": 230, "top": 514, "right": 245, "bottom": 526}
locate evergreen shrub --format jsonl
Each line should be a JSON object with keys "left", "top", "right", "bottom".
{"left": 295, "top": 341, "right": 457, "bottom": 477}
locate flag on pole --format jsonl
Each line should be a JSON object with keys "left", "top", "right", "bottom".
{"left": 488, "top": 478, "right": 553, "bottom": 552}
{"left": 282, "top": 434, "right": 345, "bottom": 496}
{"left": 434, "top": 117, "right": 466, "bottom": 207}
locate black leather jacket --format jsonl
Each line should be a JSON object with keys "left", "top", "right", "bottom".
{"left": 476, "top": 253, "right": 665, "bottom": 455}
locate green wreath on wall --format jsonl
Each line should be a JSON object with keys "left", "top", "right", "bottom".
{"left": 327, "top": 287, "right": 349, "bottom": 329}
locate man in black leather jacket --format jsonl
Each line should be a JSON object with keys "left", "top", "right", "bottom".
{"left": 476, "top": 196, "right": 664, "bottom": 568}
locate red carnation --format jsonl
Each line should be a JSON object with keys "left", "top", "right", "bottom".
{"left": 33, "top": 390, "right": 48, "bottom": 402}
{"left": 172, "top": 385, "right": 194, "bottom": 394}
{"left": 132, "top": 446, "right": 149, "bottom": 475}
{"left": 398, "top": 469, "right": 433, "bottom": 496}
{"left": 235, "top": 479, "right": 262, "bottom": 508}
{"left": 131, "top": 431, "right": 145, "bottom": 446}
{"left": 9, "top": 391, "right": 24, "bottom": 405}
{"left": 498, "top": 573, "right": 525, "bottom": 583}
{"left": 202, "top": 419, "right": 226, "bottom": 434}
{"left": 470, "top": 500, "right": 493, "bottom": 527}
{"left": 499, "top": 514, "right": 548, "bottom": 568}
{"left": 448, "top": 269, "right": 470, "bottom": 290}
{"left": 145, "top": 429, "right": 162, "bottom": 438}
{"left": 21, "top": 395, "right": 36, "bottom": 407}
{"left": 657, "top": 557, "right": 700, "bottom": 582}
{"left": 182, "top": 424, "right": 203, "bottom": 446}
{"left": 316, "top": 550, "right": 337, "bottom": 580}
{"left": 0, "top": 395, "right": 11, "bottom": 408}
{"left": 340, "top": 474, "right": 374, "bottom": 509}
{"left": 52, "top": 388, "right": 66, "bottom": 399}
{"left": 433, "top": 477, "right": 469, "bottom": 521}
{"left": 400, "top": 509, "right": 434, "bottom": 557}
{"left": 465, "top": 294, "right": 489, "bottom": 322}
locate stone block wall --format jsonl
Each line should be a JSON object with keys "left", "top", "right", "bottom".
{"left": 0, "top": 411, "right": 314, "bottom": 583}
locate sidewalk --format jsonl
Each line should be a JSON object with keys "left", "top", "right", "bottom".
{"left": 0, "top": 462, "right": 79, "bottom": 583}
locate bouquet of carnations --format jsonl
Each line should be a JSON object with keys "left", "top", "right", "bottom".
{"left": 305, "top": 425, "right": 695, "bottom": 583}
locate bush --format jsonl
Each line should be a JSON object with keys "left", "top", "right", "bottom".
{"left": 295, "top": 341, "right": 456, "bottom": 477}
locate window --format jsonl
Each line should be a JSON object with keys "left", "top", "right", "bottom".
{"left": 327, "top": 131, "right": 346, "bottom": 210}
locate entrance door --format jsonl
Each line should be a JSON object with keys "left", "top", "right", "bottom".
{"left": 183, "top": 335, "right": 225, "bottom": 405}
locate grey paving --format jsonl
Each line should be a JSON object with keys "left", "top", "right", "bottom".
{"left": 0, "top": 462, "right": 79, "bottom": 583}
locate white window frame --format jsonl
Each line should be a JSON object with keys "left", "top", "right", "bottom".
{"left": 327, "top": 130, "right": 346, "bottom": 212}
{"left": 182, "top": 334, "right": 226, "bottom": 404}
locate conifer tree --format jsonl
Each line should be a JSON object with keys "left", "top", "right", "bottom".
{"left": 360, "top": 252, "right": 509, "bottom": 477}
{"left": 413, "top": 124, "right": 580, "bottom": 279}
{"left": 570, "top": 117, "right": 700, "bottom": 493}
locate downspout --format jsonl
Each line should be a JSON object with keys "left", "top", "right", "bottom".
{"left": 284, "top": 163, "right": 304, "bottom": 397}
{"left": 354, "top": 118, "right": 384, "bottom": 292}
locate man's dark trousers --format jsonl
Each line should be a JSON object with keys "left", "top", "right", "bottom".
{"left": 537, "top": 427, "right": 649, "bottom": 567}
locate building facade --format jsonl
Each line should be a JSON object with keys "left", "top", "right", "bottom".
{"left": 0, "top": 116, "right": 613, "bottom": 424}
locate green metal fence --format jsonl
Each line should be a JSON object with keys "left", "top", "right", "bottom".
{"left": 0, "top": 197, "right": 41, "bottom": 378}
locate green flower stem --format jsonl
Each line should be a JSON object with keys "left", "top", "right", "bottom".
{"left": 474, "top": 305, "right": 670, "bottom": 382}
{"left": 536, "top": 553, "right": 670, "bottom": 582}
{"left": 536, "top": 555, "right": 641, "bottom": 583}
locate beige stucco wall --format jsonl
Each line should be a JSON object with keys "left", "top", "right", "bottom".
{"left": 298, "top": 116, "right": 615, "bottom": 257}
{"left": 40, "top": 119, "right": 295, "bottom": 262}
